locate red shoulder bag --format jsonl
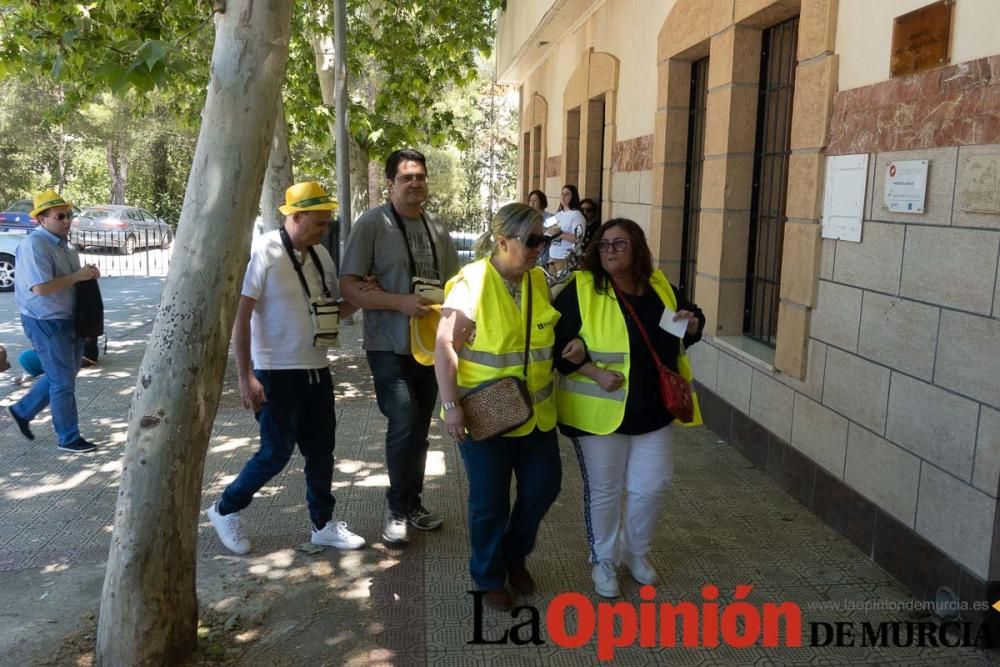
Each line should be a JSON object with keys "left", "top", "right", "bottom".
{"left": 613, "top": 286, "right": 695, "bottom": 423}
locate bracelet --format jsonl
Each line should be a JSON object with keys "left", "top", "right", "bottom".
{"left": 442, "top": 400, "right": 458, "bottom": 411}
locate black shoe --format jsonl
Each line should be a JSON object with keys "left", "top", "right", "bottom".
{"left": 58, "top": 437, "right": 97, "bottom": 453}
{"left": 8, "top": 406, "right": 34, "bottom": 441}
{"left": 508, "top": 565, "right": 536, "bottom": 595}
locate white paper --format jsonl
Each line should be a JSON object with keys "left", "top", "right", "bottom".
{"left": 658, "top": 306, "right": 689, "bottom": 339}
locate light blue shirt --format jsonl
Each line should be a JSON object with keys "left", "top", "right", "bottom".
{"left": 14, "top": 226, "right": 81, "bottom": 320}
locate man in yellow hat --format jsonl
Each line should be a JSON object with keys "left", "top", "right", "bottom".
{"left": 340, "top": 148, "right": 460, "bottom": 545}
{"left": 8, "top": 190, "right": 100, "bottom": 453}
{"left": 206, "top": 181, "right": 367, "bottom": 555}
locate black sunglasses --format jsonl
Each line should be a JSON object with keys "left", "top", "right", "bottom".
{"left": 518, "top": 233, "right": 551, "bottom": 249}
{"left": 47, "top": 212, "right": 70, "bottom": 221}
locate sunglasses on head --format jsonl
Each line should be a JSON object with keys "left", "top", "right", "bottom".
{"left": 517, "top": 233, "right": 551, "bottom": 249}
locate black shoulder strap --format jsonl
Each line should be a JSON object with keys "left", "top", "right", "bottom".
{"left": 279, "top": 227, "right": 332, "bottom": 299}
{"left": 523, "top": 271, "right": 533, "bottom": 380}
{"left": 389, "top": 204, "right": 440, "bottom": 281}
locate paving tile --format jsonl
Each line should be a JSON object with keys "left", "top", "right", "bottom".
{"left": 0, "top": 277, "right": 993, "bottom": 663}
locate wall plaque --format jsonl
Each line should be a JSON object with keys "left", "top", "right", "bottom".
{"left": 959, "top": 154, "right": 1000, "bottom": 214}
{"left": 822, "top": 154, "right": 869, "bottom": 242}
{"left": 884, "top": 160, "right": 928, "bottom": 213}
{"left": 890, "top": 0, "right": 952, "bottom": 77}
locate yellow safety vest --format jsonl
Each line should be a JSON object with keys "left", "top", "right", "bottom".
{"left": 555, "top": 270, "right": 703, "bottom": 434}
{"left": 445, "top": 259, "right": 560, "bottom": 436}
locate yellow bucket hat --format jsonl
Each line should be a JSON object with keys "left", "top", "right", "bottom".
{"left": 30, "top": 189, "right": 73, "bottom": 218}
{"left": 410, "top": 304, "right": 442, "bottom": 366}
{"left": 279, "top": 181, "right": 339, "bottom": 215}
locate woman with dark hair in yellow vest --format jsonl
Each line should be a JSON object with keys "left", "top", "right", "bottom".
{"left": 553, "top": 218, "right": 705, "bottom": 598}
{"left": 435, "top": 203, "right": 570, "bottom": 611}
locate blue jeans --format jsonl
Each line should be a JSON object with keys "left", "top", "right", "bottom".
{"left": 366, "top": 351, "right": 438, "bottom": 515}
{"left": 13, "top": 316, "right": 84, "bottom": 446}
{"left": 218, "top": 369, "right": 337, "bottom": 530}
{"left": 458, "top": 428, "right": 562, "bottom": 589}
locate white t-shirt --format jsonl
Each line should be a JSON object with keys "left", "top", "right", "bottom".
{"left": 548, "top": 209, "right": 585, "bottom": 260}
{"left": 241, "top": 229, "right": 340, "bottom": 369}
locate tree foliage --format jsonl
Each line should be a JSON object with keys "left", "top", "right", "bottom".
{"left": 0, "top": 0, "right": 513, "bottom": 223}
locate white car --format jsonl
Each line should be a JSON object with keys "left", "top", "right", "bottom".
{"left": 0, "top": 231, "right": 23, "bottom": 293}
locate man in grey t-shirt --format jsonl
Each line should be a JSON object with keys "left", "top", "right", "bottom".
{"left": 341, "top": 149, "right": 459, "bottom": 545}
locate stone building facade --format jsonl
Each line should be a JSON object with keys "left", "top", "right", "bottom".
{"left": 498, "top": 0, "right": 1000, "bottom": 621}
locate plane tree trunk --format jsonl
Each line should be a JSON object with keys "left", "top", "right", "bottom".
{"left": 95, "top": 1, "right": 293, "bottom": 664}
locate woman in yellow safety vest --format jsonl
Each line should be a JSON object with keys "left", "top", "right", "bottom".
{"left": 435, "top": 203, "right": 572, "bottom": 612}
{"left": 552, "top": 218, "right": 705, "bottom": 599}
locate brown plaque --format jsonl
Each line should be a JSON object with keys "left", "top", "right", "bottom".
{"left": 890, "top": 0, "right": 953, "bottom": 77}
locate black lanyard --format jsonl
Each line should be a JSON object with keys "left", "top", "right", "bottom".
{"left": 279, "top": 227, "right": 332, "bottom": 299}
{"left": 389, "top": 204, "right": 440, "bottom": 282}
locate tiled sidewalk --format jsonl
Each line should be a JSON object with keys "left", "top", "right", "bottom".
{"left": 0, "top": 278, "right": 993, "bottom": 665}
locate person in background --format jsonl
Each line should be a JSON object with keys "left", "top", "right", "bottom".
{"left": 552, "top": 218, "right": 704, "bottom": 599}
{"left": 527, "top": 190, "right": 554, "bottom": 268}
{"left": 8, "top": 190, "right": 100, "bottom": 453}
{"left": 579, "top": 198, "right": 601, "bottom": 251}
{"left": 435, "top": 203, "right": 568, "bottom": 611}
{"left": 547, "top": 184, "right": 585, "bottom": 273}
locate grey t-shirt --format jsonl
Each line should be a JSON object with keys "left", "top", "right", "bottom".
{"left": 341, "top": 203, "right": 459, "bottom": 353}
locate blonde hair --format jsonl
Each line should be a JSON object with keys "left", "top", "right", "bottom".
{"left": 473, "top": 203, "right": 542, "bottom": 259}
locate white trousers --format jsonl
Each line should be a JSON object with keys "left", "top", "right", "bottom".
{"left": 573, "top": 425, "right": 674, "bottom": 564}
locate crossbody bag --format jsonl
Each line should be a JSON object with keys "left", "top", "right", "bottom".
{"left": 613, "top": 285, "right": 695, "bottom": 423}
{"left": 460, "top": 276, "right": 534, "bottom": 441}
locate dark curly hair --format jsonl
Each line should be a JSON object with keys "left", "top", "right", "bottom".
{"left": 582, "top": 218, "right": 654, "bottom": 294}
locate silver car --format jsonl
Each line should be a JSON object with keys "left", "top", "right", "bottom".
{"left": 0, "top": 231, "right": 24, "bottom": 292}
{"left": 71, "top": 205, "right": 174, "bottom": 255}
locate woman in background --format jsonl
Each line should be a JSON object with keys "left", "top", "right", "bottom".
{"left": 547, "top": 184, "right": 585, "bottom": 273}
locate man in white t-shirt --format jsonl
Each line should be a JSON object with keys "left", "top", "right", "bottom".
{"left": 205, "top": 182, "right": 367, "bottom": 555}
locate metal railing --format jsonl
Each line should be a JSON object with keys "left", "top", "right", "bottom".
{"left": 744, "top": 16, "right": 798, "bottom": 348}
{"left": 71, "top": 229, "right": 174, "bottom": 278}
{"left": 680, "top": 56, "right": 708, "bottom": 302}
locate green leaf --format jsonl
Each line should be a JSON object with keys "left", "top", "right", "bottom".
{"left": 138, "top": 40, "right": 167, "bottom": 70}
{"left": 51, "top": 52, "right": 65, "bottom": 78}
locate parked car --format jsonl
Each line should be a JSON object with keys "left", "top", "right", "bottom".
{"left": 0, "top": 231, "right": 24, "bottom": 292}
{"left": 71, "top": 205, "right": 173, "bottom": 255}
{"left": 450, "top": 231, "right": 480, "bottom": 265}
{"left": 0, "top": 199, "right": 36, "bottom": 233}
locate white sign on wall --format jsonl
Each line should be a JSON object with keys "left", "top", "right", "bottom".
{"left": 884, "top": 160, "right": 929, "bottom": 213}
{"left": 822, "top": 154, "right": 869, "bottom": 242}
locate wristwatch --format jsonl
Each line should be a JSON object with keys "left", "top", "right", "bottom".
{"left": 442, "top": 400, "right": 459, "bottom": 411}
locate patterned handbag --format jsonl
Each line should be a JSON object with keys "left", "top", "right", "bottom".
{"left": 461, "top": 279, "right": 535, "bottom": 440}
{"left": 614, "top": 285, "right": 695, "bottom": 424}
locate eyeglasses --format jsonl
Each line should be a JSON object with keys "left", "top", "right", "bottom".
{"left": 394, "top": 173, "right": 428, "bottom": 184}
{"left": 47, "top": 213, "right": 70, "bottom": 222}
{"left": 517, "top": 233, "right": 551, "bottom": 250}
{"left": 597, "top": 238, "right": 632, "bottom": 253}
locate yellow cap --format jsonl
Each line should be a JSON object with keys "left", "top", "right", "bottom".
{"left": 30, "top": 189, "right": 73, "bottom": 218}
{"left": 410, "top": 304, "right": 443, "bottom": 366}
{"left": 278, "top": 181, "right": 339, "bottom": 215}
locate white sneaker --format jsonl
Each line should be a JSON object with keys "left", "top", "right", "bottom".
{"left": 382, "top": 509, "right": 409, "bottom": 544}
{"left": 207, "top": 502, "right": 251, "bottom": 555}
{"left": 621, "top": 551, "right": 659, "bottom": 585}
{"left": 592, "top": 560, "right": 620, "bottom": 598}
{"left": 311, "top": 520, "right": 366, "bottom": 550}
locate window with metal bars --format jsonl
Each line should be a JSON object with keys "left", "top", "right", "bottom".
{"left": 744, "top": 17, "right": 798, "bottom": 347}
{"left": 680, "top": 57, "right": 708, "bottom": 301}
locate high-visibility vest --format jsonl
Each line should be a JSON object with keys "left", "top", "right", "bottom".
{"left": 445, "top": 258, "right": 560, "bottom": 436}
{"left": 555, "top": 269, "right": 703, "bottom": 434}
